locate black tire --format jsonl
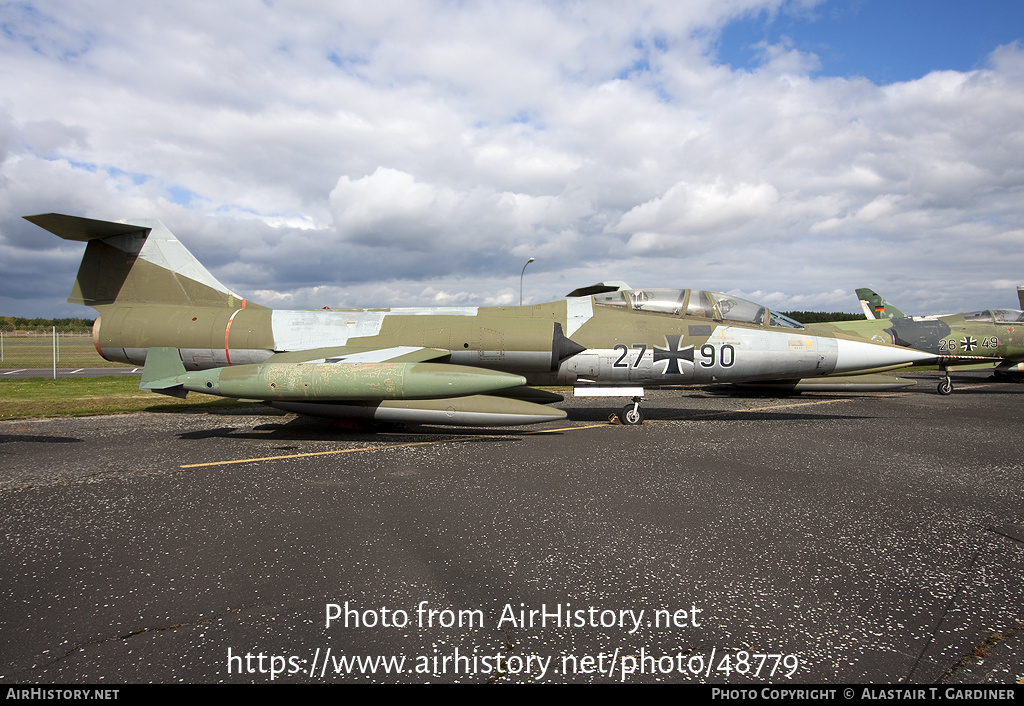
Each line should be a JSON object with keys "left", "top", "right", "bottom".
{"left": 621, "top": 404, "right": 644, "bottom": 425}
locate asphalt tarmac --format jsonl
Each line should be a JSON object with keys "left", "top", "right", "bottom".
{"left": 1, "top": 372, "right": 1022, "bottom": 684}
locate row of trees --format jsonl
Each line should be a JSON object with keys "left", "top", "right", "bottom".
{"left": 781, "top": 311, "right": 865, "bottom": 324}
{"left": 0, "top": 317, "right": 95, "bottom": 333}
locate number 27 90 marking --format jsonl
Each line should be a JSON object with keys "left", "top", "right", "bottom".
{"left": 613, "top": 343, "right": 736, "bottom": 368}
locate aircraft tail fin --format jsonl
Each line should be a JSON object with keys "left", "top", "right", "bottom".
{"left": 1017, "top": 285, "right": 1023, "bottom": 310}
{"left": 855, "top": 287, "right": 905, "bottom": 320}
{"left": 24, "top": 213, "right": 257, "bottom": 310}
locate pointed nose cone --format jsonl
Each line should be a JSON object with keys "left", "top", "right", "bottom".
{"left": 833, "top": 338, "right": 937, "bottom": 374}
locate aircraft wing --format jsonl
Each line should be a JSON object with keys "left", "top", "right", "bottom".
{"left": 262, "top": 345, "right": 452, "bottom": 365}
{"left": 727, "top": 372, "right": 919, "bottom": 393}
{"left": 935, "top": 354, "right": 1004, "bottom": 367}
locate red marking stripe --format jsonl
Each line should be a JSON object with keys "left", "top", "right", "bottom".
{"left": 225, "top": 309, "right": 244, "bottom": 365}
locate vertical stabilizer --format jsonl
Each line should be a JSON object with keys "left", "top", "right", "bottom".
{"left": 24, "top": 213, "right": 256, "bottom": 310}
{"left": 855, "top": 287, "right": 905, "bottom": 320}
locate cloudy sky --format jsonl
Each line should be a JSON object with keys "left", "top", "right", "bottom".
{"left": 2, "top": 0, "right": 1023, "bottom": 319}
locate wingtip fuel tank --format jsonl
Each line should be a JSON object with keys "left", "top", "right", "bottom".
{"left": 142, "top": 348, "right": 528, "bottom": 402}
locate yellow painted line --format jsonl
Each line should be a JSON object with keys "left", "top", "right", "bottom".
{"left": 181, "top": 437, "right": 481, "bottom": 468}
{"left": 693, "top": 398, "right": 853, "bottom": 417}
{"left": 182, "top": 393, "right": 926, "bottom": 468}
{"left": 526, "top": 423, "right": 611, "bottom": 434}
{"left": 180, "top": 422, "right": 609, "bottom": 468}
{"left": 684, "top": 394, "right": 908, "bottom": 419}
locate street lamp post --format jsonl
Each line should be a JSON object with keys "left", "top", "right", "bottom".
{"left": 520, "top": 258, "right": 535, "bottom": 306}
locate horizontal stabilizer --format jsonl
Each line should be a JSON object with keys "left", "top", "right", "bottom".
{"left": 24, "top": 213, "right": 150, "bottom": 242}
{"left": 24, "top": 213, "right": 251, "bottom": 309}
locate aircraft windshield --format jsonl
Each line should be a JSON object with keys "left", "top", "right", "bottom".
{"left": 627, "top": 289, "right": 687, "bottom": 314}
{"left": 592, "top": 288, "right": 803, "bottom": 328}
{"left": 709, "top": 293, "right": 765, "bottom": 325}
{"left": 592, "top": 291, "right": 629, "bottom": 307}
{"left": 770, "top": 311, "right": 806, "bottom": 329}
{"left": 950, "top": 309, "right": 1024, "bottom": 324}
{"left": 992, "top": 309, "right": 1024, "bottom": 323}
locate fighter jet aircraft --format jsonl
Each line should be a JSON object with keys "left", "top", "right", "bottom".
{"left": 805, "top": 290, "right": 1024, "bottom": 394}
{"left": 25, "top": 213, "right": 937, "bottom": 425}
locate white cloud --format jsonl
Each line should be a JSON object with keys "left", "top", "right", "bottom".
{"left": 1, "top": 1, "right": 1023, "bottom": 319}
{"left": 618, "top": 180, "right": 781, "bottom": 250}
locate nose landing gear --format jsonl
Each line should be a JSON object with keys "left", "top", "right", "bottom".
{"left": 620, "top": 396, "right": 645, "bottom": 425}
{"left": 938, "top": 364, "right": 953, "bottom": 395}
{"left": 938, "top": 376, "right": 953, "bottom": 395}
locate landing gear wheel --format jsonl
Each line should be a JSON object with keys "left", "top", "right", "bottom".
{"left": 621, "top": 402, "right": 644, "bottom": 425}
{"left": 937, "top": 377, "right": 953, "bottom": 395}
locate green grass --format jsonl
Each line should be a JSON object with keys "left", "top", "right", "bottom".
{"left": 0, "top": 376, "right": 249, "bottom": 420}
{"left": 1, "top": 335, "right": 128, "bottom": 369}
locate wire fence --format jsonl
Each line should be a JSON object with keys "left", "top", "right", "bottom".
{"left": 0, "top": 326, "right": 135, "bottom": 379}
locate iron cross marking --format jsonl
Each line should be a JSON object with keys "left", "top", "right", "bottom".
{"left": 961, "top": 336, "right": 978, "bottom": 352}
{"left": 654, "top": 334, "right": 695, "bottom": 375}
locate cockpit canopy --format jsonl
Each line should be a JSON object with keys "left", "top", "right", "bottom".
{"left": 962, "top": 309, "right": 1024, "bottom": 323}
{"left": 592, "top": 288, "right": 804, "bottom": 329}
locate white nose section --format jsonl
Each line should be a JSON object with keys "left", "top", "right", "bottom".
{"left": 833, "top": 338, "right": 937, "bottom": 374}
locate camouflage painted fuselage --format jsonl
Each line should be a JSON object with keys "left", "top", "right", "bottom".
{"left": 806, "top": 311, "right": 1024, "bottom": 374}
{"left": 26, "top": 213, "right": 938, "bottom": 424}
{"left": 90, "top": 295, "right": 930, "bottom": 388}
